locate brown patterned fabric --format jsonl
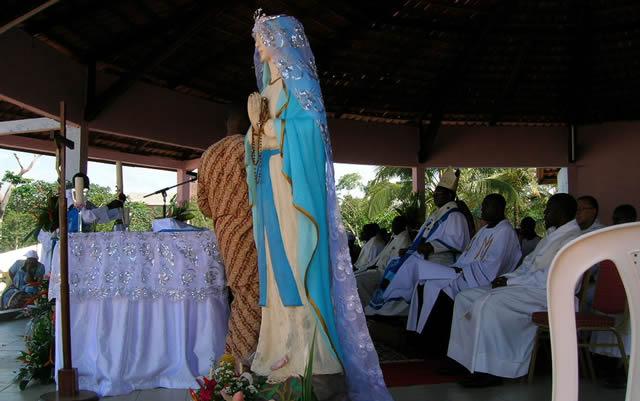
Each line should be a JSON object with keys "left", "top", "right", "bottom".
{"left": 198, "top": 135, "right": 261, "bottom": 361}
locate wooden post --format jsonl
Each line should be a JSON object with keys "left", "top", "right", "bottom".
{"left": 40, "top": 102, "right": 98, "bottom": 401}
{"left": 412, "top": 166, "right": 426, "bottom": 224}
{"left": 57, "top": 102, "right": 75, "bottom": 394}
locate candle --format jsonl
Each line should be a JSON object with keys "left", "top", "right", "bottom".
{"left": 74, "top": 176, "right": 84, "bottom": 205}
{"left": 116, "top": 161, "right": 123, "bottom": 194}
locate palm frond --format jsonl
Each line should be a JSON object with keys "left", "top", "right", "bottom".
{"left": 366, "top": 182, "right": 398, "bottom": 219}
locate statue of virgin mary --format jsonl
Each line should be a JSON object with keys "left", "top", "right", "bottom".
{"left": 245, "top": 11, "right": 392, "bottom": 401}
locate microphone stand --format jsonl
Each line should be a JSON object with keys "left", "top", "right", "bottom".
{"left": 143, "top": 176, "right": 197, "bottom": 218}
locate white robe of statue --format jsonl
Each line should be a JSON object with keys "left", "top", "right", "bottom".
{"left": 447, "top": 220, "right": 581, "bottom": 378}
{"left": 355, "top": 230, "right": 411, "bottom": 306}
{"left": 391, "top": 219, "right": 521, "bottom": 333}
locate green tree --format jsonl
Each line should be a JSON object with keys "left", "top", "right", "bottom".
{"left": 5, "top": 180, "right": 58, "bottom": 213}
{"left": 0, "top": 210, "right": 37, "bottom": 252}
{"left": 86, "top": 184, "right": 117, "bottom": 207}
{"left": 0, "top": 153, "right": 41, "bottom": 223}
{"left": 338, "top": 195, "right": 368, "bottom": 245}
{"left": 356, "top": 166, "right": 554, "bottom": 236}
{"left": 0, "top": 179, "right": 58, "bottom": 252}
{"left": 366, "top": 167, "right": 440, "bottom": 219}
{"left": 336, "top": 172, "right": 363, "bottom": 193}
{"left": 128, "top": 202, "right": 154, "bottom": 232}
{"left": 337, "top": 176, "right": 397, "bottom": 246}
{"left": 188, "top": 197, "right": 214, "bottom": 230}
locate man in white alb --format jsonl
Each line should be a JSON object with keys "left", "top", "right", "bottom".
{"left": 447, "top": 193, "right": 581, "bottom": 387}
{"left": 355, "top": 216, "right": 411, "bottom": 305}
{"left": 353, "top": 223, "right": 386, "bottom": 270}
{"left": 576, "top": 195, "right": 605, "bottom": 234}
{"left": 382, "top": 194, "right": 521, "bottom": 346}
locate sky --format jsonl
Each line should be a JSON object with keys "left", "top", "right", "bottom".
{"left": 0, "top": 148, "right": 377, "bottom": 198}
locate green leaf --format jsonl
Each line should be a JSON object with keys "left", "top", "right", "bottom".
{"left": 366, "top": 183, "right": 396, "bottom": 219}
{"left": 301, "top": 328, "right": 318, "bottom": 401}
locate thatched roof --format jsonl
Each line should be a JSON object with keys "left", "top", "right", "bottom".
{"left": 2, "top": 1, "right": 640, "bottom": 162}
{"left": 3, "top": 0, "right": 639, "bottom": 126}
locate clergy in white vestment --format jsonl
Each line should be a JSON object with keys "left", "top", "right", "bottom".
{"left": 448, "top": 193, "right": 581, "bottom": 386}
{"left": 576, "top": 195, "right": 605, "bottom": 234}
{"left": 385, "top": 194, "right": 522, "bottom": 335}
{"left": 356, "top": 216, "right": 412, "bottom": 305}
{"left": 353, "top": 223, "right": 386, "bottom": 270}
{"left": 366, "top": 168, "right": 472, "bottom": 315}
{"left": 519, "top": 216, "right": 541, "bottom": 259}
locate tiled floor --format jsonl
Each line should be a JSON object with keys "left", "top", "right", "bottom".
{"left": 0, "top": 318, "right": 627, "bottom": 401}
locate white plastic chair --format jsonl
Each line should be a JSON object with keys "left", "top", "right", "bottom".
{"left": 547, "top": 222, "right": 640, "bottom": 401}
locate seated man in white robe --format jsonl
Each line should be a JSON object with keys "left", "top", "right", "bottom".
{"left": 447, "top": 193, "right": 581, "bottom": 387}
{"left": 519, "top": 216, "right": 541, "bottom": 259}
{"left": 356, "top": 216, "right": 411, "bottom": 305}
{"left": 366, "top": 168, "right": 472, "bottom": 315}
{"left": 353, "top": 223, "right": 386, "bottom": 270}
{"left": 576, "top": 195, "right": 605, "bottom": 234}
{"left": 383, "top": 194, "right": 520, "bottom": 354}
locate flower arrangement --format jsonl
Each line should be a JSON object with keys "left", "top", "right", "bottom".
{"left": 190, "top": 354, "right": 262, "bottom": 401}
{"left": 190, "top": 331, "right": 320, "bottom": 401}
{"left": 24, "top": 194, "right": 60, "bottom": 241}
{"left": 15, "top": 276, "right": 56, "bottom": 390}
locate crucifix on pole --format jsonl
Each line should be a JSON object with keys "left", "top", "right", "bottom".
{"left": 40, "top": 102, "right": 98, "bottom": 401}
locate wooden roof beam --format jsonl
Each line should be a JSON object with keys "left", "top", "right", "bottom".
{"left": 84, "top": 4, "right": 227, "bottom": 121}
{"left": 0, "top": 117, "right": 60, "bottom": 136}
{"left": 0, "top": 0, "right": 60, "bottom": 35}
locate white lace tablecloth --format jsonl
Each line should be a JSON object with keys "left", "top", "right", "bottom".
{"left": 48, "top": 231, "right": 229, "bottom": 396}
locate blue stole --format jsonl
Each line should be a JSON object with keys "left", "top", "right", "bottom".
{"left": 368, "top": 207, "right": 459, "bottom": 309}
{"left": 256, "top": 149, "right": 303, "bottom": 307}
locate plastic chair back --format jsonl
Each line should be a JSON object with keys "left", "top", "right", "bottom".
{"left": 547, "top": 222, "right": 640, "bottom": 401}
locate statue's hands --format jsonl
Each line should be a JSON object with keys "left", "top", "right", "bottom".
{"left": 248, "top": 92, "right": 265, "bottom": 130}
{"left": 261, "top": 119, "right": 279, "bottom": 149}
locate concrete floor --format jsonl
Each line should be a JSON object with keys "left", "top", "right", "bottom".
{"left": 0, "top": 318, "right": 627, "bottom": 401}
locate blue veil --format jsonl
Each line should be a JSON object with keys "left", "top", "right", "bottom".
{"left": 252, "top": 11, "right": 392, "bottom": 401}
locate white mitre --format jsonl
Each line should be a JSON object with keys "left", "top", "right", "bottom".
{"left": 438, "top": 167, "right": 460, "bottom": 191}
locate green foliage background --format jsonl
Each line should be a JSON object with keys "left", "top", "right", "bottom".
{"left": 338, "top": 167, "right": 556, "bottom": 243}
{"left": 0, "top": 167, "right": 553, "bottom": 253}
{"left": 0, "top": 176, "right": 213, "bottom": 253}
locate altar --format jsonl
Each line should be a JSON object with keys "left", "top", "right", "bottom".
{"left": 48, "top": 230, "right": 229, "bottom": 396}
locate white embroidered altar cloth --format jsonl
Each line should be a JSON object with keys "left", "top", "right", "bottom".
{"left": 48, "top": 231, "right": 229, "bottom": 396}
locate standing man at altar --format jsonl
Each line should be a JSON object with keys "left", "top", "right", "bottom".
{"left": 198, "top": 106, "right": 261, "bottom": 365}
